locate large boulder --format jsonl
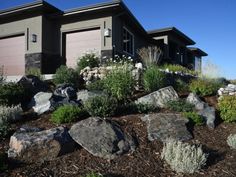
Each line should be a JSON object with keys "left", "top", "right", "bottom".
{"left": 69, "top": 117, "right": 136, "bottom": 159}
{"left": 141, "top": 113, "right": 192, "bottom": 142}
{"left": 54, "top": 83, "right": 77, "bottom": 100}
{"left": 186, "top": 93, "right": 216, "bottom": 129}
{"left": 8, "top": 126, "right": 75, "bottom": 163}
{"left": 186, "top": 93, "right": 206, "bottom": 110}
{"left": 28, "top": 92, "right": 52, "bottom": 114}
{"left": 135, "top": 86, "right": 179, "bottom": 108}
{"left": 198, "top": 106, "right": 216, "bottom": 129}
{"left": 77, "top": 90, "right": 106, "bottom": 103}
{"left": 18, "top": 75, "right": 48, "bottom": 94}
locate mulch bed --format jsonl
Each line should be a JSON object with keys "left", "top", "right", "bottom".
{"left": 1, "top": 97, "right": 236, "bottom": 177}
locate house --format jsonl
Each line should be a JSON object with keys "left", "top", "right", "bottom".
{"left": 0, "top": 0, "right": 207, "bottom": 76}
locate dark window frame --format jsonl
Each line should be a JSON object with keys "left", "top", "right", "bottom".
{"left": 123, "top": 27, "right": 134, "bottom": 56}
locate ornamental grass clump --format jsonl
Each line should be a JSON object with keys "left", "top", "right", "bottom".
{"left": 143, "top": 65, "right": 167, "bottom": 92}
{"left": 161, "top": 139, "right": 207, "bottom": 174}
{"left": 103, "top": 64, "right": 135, "bottom": 102}
{"left": 227, "top": 134, "right": 236, "bottom": 149}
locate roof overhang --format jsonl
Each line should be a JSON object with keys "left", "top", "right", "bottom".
{"left": 148, "top": 27, "right": 196, "bottom": 45}
{"left": 188, "top": 47, "right": 208, "bottom": 57}
{"left": 0, "top": 0, "right": 62, "bottom": 18}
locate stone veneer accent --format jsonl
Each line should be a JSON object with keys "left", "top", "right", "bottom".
{"left": 25, "top": 53, "right": 62, "bottom": 74}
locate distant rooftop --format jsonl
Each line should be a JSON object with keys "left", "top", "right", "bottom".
{"left": 148, "top": 27, "right": 196, "bottom": 45}
{"left": 188, "top": 47, "right": 208, "bottom": 56}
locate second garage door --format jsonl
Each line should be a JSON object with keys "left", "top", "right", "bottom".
{"left": 0, "top": 35, "right": 25, "bottom": 76}
{"left": 65, "top": 28, "right": 101, "bottom": 68}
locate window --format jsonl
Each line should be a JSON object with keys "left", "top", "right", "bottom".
{"left": 123, "top": 27, "right": 134, "bottom": 55}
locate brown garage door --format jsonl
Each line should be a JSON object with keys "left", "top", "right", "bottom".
{"left": 0, "top": 35, "right": 25, "bottom": 76}
{"left": 65, "top": 28, "right": 101, "bottom": 68}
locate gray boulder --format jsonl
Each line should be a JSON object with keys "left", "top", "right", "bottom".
{"left": 141, "top": 113, "right": 192, "bottom": 142}
{"left": 8, "top": 126, "right": 75, "bottom": 163}
{"left": 198, "top": 106, "right": 216, "bottom": 129}
{"left": 69, "top": 117, "right": 136, "bottom": 159}
{"left": 28, "top": 92, "right": 52, "bottom": 114}
{"left": 77, "top": 90, "right": 106, "bottom": 103}
{"left": 54, "top": 83, "right": 77, "bottom": 100}
{"left": 186, "top": 93, "right": 206, "bottom": 110}
{"left": 135, "top": 86, "right": 178, "bottom": 108}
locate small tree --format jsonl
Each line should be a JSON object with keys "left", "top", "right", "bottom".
{"left": 137, "top": 46, "right": 162, "bottom": 67}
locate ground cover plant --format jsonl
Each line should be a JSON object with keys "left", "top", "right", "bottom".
{"left": 166, "top": 99, "right": 194, "bottom": 112}
{"left": 51, "top": 105, "right": 87, "bottom": 124}
{"left": 161, "top": 139, "right": 207, "bottom": 174}
{"left": 182, "top": 111, "right": 204, "bottom": 125}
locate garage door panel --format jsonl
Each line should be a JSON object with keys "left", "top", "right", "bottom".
{"left": 66, "top": 29, "right": 101, "bottom": 68}
{"left": 0, "top": 35, "right": 25, "bottom": 76}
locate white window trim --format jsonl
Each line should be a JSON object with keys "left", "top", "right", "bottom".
{"left": 123, "top": 26, "right": 134, "bottom": 56}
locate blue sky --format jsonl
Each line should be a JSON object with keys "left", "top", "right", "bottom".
{"left": 1, "top": 0, "right": 236, "bottom": 79}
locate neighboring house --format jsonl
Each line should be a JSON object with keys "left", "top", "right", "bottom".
{"left": 0, "top": 0, "right": 207, "bottom": 76}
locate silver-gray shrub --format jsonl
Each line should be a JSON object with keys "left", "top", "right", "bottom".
{"left": 227, "top": 134, "right": 236, "bottom": 149}
{"left": 0, "top": 105, "right": 22, "bottom": 124}
{"left": 161, "top": 139, "right": 207, "bottom": 174}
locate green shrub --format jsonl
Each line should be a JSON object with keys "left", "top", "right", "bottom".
{"left": 173, "top": 78, "right": 189, "bottom": 93}
{"left": 143, "top": 65, "right": 167, "bottom": 92}
{"left": 84, "top": 95, "right": 117, "bottom": 118}
{"left": 53, "top": 66, "right": 79, "bottom": 87}
{"left": 26, "top": 68, "right": 45, "bottom": 80}
{"left": 0, "top": 153, "right": 7, "bottom": 172}
{"left": 227, "top": 134, "right": 236, "bottom": 149}
{"left": 86, "top": 80, "right": 105, "bottom": 91}
{"left": 103, "top": 65, "right": 135, "bottom": 102}
{"left": 218, "top": 95, "right": 236, "bottom": 123}
{"left": 134, "top": 103, "right": 158, "bottom": 114}
{"left": 167, "top": 99, "right": 194, "bottom": 112}
{"left": 161, "top": 64, "right": 197, "bottom": 75}
{"left": 0, "top": 119, "right": 10, "bottom": 139}
{"left": 0, "top": 105, "right": 22, "bottom": 123}
{"left": 161, "top": 139, "right": 207, "bottom": 174}
{"left": 189, "top": 78, "right": 223, "bottom": 96}
{"left": 0, "top": 83, "right": 27, "bottom": 106}
{"left": 183, "top": 112, "right": 204, "bottom": 125}
{"left": 0, "top": 65, "right": 5, "bottom": 84}
{"left": 51, "top": 105, "right": 87, "bottom": 124}
{"left": 77, "top": 53, "right": 99, "bottom": 72}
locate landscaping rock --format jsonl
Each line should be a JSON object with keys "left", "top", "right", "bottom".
{"left": 218, "top": 84, "right": 236, "bottom": 97}
{"left": 28, "top": 92, "right": 52, "bottom": 115}
{"left": 76, "top": 90, "right": 106, "bottom": 103}
{"left": 18, "top": 75, "right": 48, "bottom": 94}
{"left": 135, "top": 86, "right": 178, "bottom": 108}
{"left": 141, "top": 113, "right": 192, "bottom": 142}
{"left": 198, "top": 106, "right": 216, "bottom": 129}
{"left": 8, "top": 126, "right": 75, "bottom": 163}
{"left": 69, "top": 117, "right": 136, "bottom": 159}
{"left": 186, "top": 93, "right": 206, "bottom": 110}
{"left": 54, "top": 83, "right": 77, "bottom": 99}
{"left": 50, "top": 95, "right": 81, "bottom": 111}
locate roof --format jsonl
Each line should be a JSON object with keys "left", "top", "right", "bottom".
{"left": 148, "top": 27, "right": 196, "bottom": 45}
{"left": 0, "top": 0, "right": 61, "bottom": 17}
{"left": 188, "top": 47, "right": 208, "bottom": 56}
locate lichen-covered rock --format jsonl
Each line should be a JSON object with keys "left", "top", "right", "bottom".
{"left": 186, "top": 93, "right": 206, "bottom": 110}
{"left": 69, "top": 117, "right": 136, "bottom": 159}
{"left": 8, "top": 126, "right": 75, "bottom": 163}
{"left": 135, "top": 86, "right": 179, "bottom": 108}
{"left": 141, "top": 113, "right": 192, "bottom": 142}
